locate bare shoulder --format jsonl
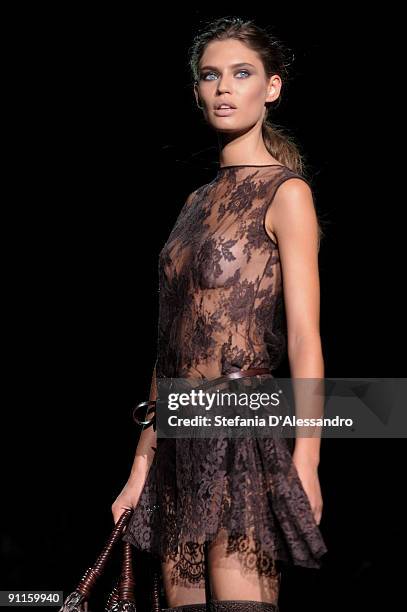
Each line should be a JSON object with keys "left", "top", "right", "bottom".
{"left": 272, "top": 176, "right": 313, "bottom": 209}
{"left": 265, "top": 177, "right": 315, "bottom": 238}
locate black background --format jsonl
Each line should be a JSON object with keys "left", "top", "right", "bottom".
{"left": 1, "top": 4, "right": 404, "bottom": 611}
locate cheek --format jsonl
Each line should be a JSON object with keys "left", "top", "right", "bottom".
{"left": 240, "top": 81, "right": 266, "bottom": 108}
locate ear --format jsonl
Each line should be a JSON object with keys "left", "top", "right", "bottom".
{"left": 266, "top": 74, "right": 282, "bottom": 103}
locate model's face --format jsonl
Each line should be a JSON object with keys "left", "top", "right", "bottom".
{"left": 194, "top": 39, "right": 281, "bottom": 132}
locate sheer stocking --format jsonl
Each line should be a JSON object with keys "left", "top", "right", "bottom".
{"left": 161, "top": 529, "right": 281, "bottom": 608}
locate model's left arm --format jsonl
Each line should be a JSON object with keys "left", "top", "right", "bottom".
{"left": 265, "top": 177, "right": 324, "bottom": 525}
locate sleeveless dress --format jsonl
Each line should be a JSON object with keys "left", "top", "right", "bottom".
{"left": 122, "top": 164, "right": 328, "bottom": 587}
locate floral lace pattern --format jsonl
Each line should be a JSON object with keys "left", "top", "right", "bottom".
{"left": 122, "top": 165, "right": 328, "bottom": 587}
{"left": 155, "top": 165, "right": 301, "bottom": 380}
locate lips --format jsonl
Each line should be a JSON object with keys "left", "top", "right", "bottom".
{"left": 215, "top": 103, "right": 237, "bottom": 109}
{"left": 214, "top": 106, "right": 237, "bottom": 117}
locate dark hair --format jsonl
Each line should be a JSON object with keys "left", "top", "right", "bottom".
{"left": 189, "top": 16, "right": 325, "bottom": 246}
{"left": 189, "top": 16, "right": 305, "bottom": 174}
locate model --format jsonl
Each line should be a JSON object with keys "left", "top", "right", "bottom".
{"left": 112, "top": 16, "right": 328, "bottom": 612}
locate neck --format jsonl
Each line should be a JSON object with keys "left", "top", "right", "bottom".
{"left": 217, "top": 134, "right": 276, "bottom": 168}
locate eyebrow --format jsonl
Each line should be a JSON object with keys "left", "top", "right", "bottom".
{"left": 199, "top": 62, "right": 256, "bottom": 71}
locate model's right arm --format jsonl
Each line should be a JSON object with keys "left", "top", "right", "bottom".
{"left": 129, "top": 360, "right": 157, "bottom": 476}
{"left": 111, "top": 361, "right": 157, "bottom": 524}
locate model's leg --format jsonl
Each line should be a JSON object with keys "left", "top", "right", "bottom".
{"left": 207, "top": 527, "right": 281, "bottom": 607}
{"left": 161, "top": 540, "right": 208, "bottom": 607}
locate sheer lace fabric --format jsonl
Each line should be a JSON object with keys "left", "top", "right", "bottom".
{"left": 122, "top": 165, "right": 328, "bottom": 600}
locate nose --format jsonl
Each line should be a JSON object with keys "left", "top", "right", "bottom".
{"left": 217, "top": 74, "right": 233, "bottom": 93}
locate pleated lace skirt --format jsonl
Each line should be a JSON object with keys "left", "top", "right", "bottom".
{"left": 122, "top": 431, "right": 328, "bottom": 587}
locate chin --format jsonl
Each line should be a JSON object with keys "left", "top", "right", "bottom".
{"left": 210, "top": 119, "right": 256, "bottom": 134}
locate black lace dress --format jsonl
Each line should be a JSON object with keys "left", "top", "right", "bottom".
{"left": 122, "top": 164, "right": 328, "bottom": 588}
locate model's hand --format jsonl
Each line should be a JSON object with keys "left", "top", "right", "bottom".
{"left": 292, "top": 457, "right": 323, "bottom": 525}
{"left": 111, "top": 479, "right": 141, "bottom": 530}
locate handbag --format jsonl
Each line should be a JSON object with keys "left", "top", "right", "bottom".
{"left": 59, "top": 507, "right": 162, "bottom": 611}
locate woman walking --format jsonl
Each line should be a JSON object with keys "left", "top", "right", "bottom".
{"left": 113, "top": 16, "right": 328, "bottom": 611}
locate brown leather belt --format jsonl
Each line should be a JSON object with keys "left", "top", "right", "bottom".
{"left": 222, "top": 367, "right": 272, "bottom": 380}
{"left": 132, "top": 367, "right": 272, "bottom": 427}
{"left": 196, "top": 367, "right": 272, "bottom": 391}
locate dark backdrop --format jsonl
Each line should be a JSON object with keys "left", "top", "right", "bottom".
{"left": 2, "top": 4, "right": 404, "bottom": 611}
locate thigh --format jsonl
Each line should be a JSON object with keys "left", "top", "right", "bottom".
{"left": 207, "top": 528, "right": 281, "bottom": 605}
{"left": 161, "top": 540, "right": 207, "bottom": 607}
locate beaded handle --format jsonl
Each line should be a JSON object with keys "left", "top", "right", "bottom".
{"left": 75, "top": 508, "right": 133, "bottom": 600}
